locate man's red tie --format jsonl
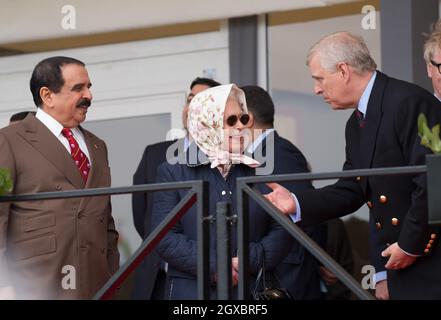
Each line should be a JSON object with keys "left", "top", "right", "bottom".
{"left": 61, "top": 128, "right": 90, "bottom": 182}
{"left": 356, "top": 110, "right": 366, "bottom": 128}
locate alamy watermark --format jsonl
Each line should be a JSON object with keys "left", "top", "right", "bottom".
{"left": 361, "top": 264, "right": 376, "bottom": 290}
{"left": 61, "top": 265, "right": 76, "bottom": 290}
{"left": 361, "top": 5, "right": 376, "bottom": 30}
{"left": 164, "top": 128, "right": 275, "bottom": 176}
{"left": 61, "top": 5, "right": 76, "bottom": 30}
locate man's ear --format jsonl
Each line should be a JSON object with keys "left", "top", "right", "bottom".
{"left": 427, "top": 63, "right": 433, "bottom": 78}
{"left": 337, "top": 62, "right": 350, "bottom": 83}
{"left": 182, "top": 105, "right": 189, "bottom": 129}
{"left": 39, "top": 87, "right": 54, "bottom": 108}
{"left": 248, "top": 112, "right": 255, "bottom": 128}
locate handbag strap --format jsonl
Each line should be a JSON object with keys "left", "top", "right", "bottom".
{"left": 253, "top": 248, "right": 267, "bottom": 291}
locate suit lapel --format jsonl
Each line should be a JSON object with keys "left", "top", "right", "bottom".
{"left": 18, "top": 115, "right": 85, "bottom": 189}
{"left": 358, "top": 71, "right": 387, "bottom": 170}
{"left": 77, "top": 127, "right": 106, "bottom": 211}
{"left": 81, "top": 128, "right": 105, "bottom": 189}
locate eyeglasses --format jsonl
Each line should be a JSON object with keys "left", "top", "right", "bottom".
{"left": 225, "top": 113, "right": 250, "bottom": 126}
{"left": 430, "top": 60, "right": 441, "bottom": 74}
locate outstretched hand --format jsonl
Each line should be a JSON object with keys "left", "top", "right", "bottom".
{"left": 263, "top": 183, "right": 296, "bottom": 216}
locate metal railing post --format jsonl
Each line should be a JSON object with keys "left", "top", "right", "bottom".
{"left": 196, "top": 181, "right": 211, "bottom": 300}
{"left": 237, "top": 180, "right": 250, "bottom": 300}
{"left": 216, "top": 202, "right": 232, "bottom": 300}
{"left": 426, "top": 154, "right": 441, "bottom": 225}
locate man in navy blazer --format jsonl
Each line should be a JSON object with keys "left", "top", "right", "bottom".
{"left": 131, "top": 77, "right": 220, "bottom": 299}
{"left": 242, "top": 85, "right": 323, "bottom": 299}
{"left": 266, "top": 32, "right": 441, "bottom": 299}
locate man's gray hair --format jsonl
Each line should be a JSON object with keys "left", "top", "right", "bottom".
{"left": 423, "top": 20, "right": 441, "bottom": 64}
{"left": 306, "top": 32, "right": 377, "bottom": 74}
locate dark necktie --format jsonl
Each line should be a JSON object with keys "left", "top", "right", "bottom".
{"left": 61, "top": 128, "right": 90, "bottom": 182}
{"left": 356, "top": 110, "right": 365, "bottom": 128}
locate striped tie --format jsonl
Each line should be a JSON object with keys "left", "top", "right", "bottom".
{"left": 61, "top": 128, "right": 90, "bottom": 182}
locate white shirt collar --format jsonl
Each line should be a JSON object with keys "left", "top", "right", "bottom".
{"left": 357, "top": 71, "right": 377, "bottom": 116}
{"left": 35, "top": 108, "right": 84, "bottom": 140}
{"left": 35, "top": 108, "right": 64, "bottom": 137}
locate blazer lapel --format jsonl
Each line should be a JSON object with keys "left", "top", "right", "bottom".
{"left": 82, "top": 128, "right": 105, "bottom": 189}
{"left": 77, "top": 128, "right": 106, "bottom": 211}
{"left": 358, "top": 71, "right": 387, "bottom": 170}
{"left": 18, "top": 115, "right": 85, "bottom": 189}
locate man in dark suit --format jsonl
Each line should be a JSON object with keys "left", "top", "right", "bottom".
{"left": 241, "top": 85, "right": 322, "bottom": 299}
{"left": 131, "top": 77, "right": 220, "bottom": 299}
{"left": 0, "top": 56, "right": 119, "bottom": 299}
{"left": 318, "top": 218, "right": 354, "bottom": 300}
{"left": 265, "top": 32, "right": 441, "bottom": 299}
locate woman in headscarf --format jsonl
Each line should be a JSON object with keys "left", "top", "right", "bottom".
{"left": 151, "top": 84, "right": 293, "bottom": 299}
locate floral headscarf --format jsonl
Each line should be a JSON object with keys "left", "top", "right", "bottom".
{"left": 187, "top": 84, "right": 259, "bottom": 176}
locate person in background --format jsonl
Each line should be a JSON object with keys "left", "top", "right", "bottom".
{"left": 241, "top": 85, "right": 322, "bottom": 299}
{"left": 424, "top": 20, "right": 441, "bottom": 101}
{"left": 131, "top": 77, "right": 220, "bottom": 300}
{"left": 318, "top": 218, "right": 354, "bottom": 300}
{"left": 9, "top": 111, "right": 36, "bottom": 124}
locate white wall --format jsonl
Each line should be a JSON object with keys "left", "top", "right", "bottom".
{"left": 0, "top": 0, "right": 353, "bottom": 44}
{"left": 269, "top": 13, "right": 382, "bottom": 95}
{"left": 83, "top": 114, "right": 171, "bottom": 263}
{"left": 0, "top": 28, "right": 229, "bottom": 128}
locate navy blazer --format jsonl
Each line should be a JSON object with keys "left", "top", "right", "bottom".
{"left": 152, "top": 146, "right": 294, "bottom": 299}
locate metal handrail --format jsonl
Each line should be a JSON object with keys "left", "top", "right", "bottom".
{"left": 237, "top": 165, "right": 426, "bottom": 184}
{"left": 0, "top": 181, "right": 202, "bottom": 202}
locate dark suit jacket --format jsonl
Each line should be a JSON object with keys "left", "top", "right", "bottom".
{"left": 0, "top": 114, "right": 119, "bottom": 299}
{"left": 320, "top": 219, "right": 354, "bottom": 300}
{"left": 151, "top": 147, "right": 294, "bottom": 299}
{"left": 295, "top": 71, "right": 441, "bottom": 299}
{"left": 131, "top": 139, "right": 179, "bottom": 299}
{"left": 250, "top": 130, "right": 322, "bottom": 299}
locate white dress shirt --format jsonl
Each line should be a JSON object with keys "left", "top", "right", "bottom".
{"left": 35, "top": 108, "right": 91, "bottom": 164}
